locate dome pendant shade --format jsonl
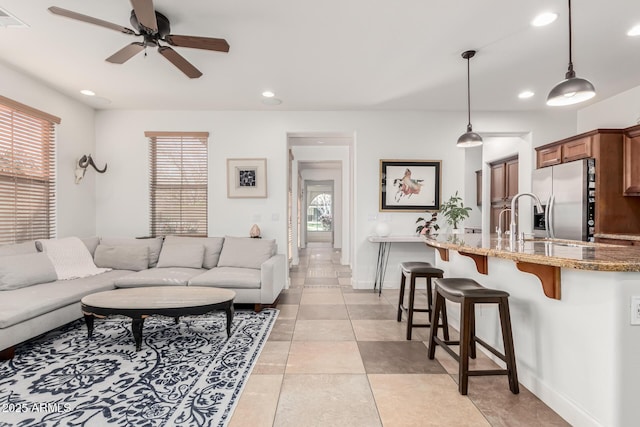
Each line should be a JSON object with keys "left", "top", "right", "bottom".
{"left": 546, "top": 74, "right": 596, "bottom": 106}
{"left": 457, "top": 49, "right": 482, "bottom": 148}
{"left": 457, "top": 125, "right": 483, "bottom": 147}
{"left": 547, "top": 0, "right": 595, "bottom": 107}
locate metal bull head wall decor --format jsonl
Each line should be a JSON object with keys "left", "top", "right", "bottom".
{"left": 75, "top": 154, "right": 107, "bottom": 184}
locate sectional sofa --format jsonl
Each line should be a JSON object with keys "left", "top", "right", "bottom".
{"left": 0, "top": 235, "right": 286, "bottom": 358}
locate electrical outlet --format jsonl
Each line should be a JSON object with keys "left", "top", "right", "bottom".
{"left": 631, "top": 296, "right": 640, "bottom": 325}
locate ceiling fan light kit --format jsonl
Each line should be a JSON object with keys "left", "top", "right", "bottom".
{"left": 457, "top": 49, "right": 483, "bottom": 148}
{"left": 546, "top": 0, "right": 595, "bottom": 106}
{"left": 48, "top": 0, "right": 229, "bottom": 79}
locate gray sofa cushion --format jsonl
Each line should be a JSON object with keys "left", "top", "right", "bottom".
{"left": 0, "top": 270, "right": 131, "bottom": 329}
{"left": 217, "top": 236, "right": 276, "bottom": 269}
{"left": 163, "top": 236, "right": 224, "bottom": 268}
{"left": 0, "top": 253, "right": 57, "bottom": 291}
{"left": 100, "top": 237, "right": 164, "bottom": 268}
{"left": 94, "top": 245, "right": 149, "bottom": 271}
{"left": 0, "top": 241, "right": 37, "bottom": 256}
{"left": 80, "top": 236, "right": 101, "bottom": 257}
{"left": 188, "top": 267, "right": 261, "bottom": 289}
{"left": 114, "top": 267, "right": 207, "bottom": 288}
{"left": 156, "top": 244, "right": 205, "bottom": 269}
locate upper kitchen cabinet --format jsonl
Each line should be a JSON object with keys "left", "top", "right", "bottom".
{"left": 623, "top": 124, "right": 640, "bottom": 196}
{"left": 490, "top": 157, "right": 518, "bottom": 203}
{"left": 536, "top": 133, "right": 594, "bottom": 168}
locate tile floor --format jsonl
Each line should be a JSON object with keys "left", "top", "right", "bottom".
{"left": 229, "top": 243, "right": 570, "bottom": 426}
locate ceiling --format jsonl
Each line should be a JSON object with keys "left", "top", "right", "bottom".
{"left": 0, "top": 0, "right": 639, "bottom": 112}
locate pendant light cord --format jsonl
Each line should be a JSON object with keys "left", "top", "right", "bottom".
{"left": 567, "top": 0, "right": 575, "bottom": 76}
{"left": 466, "top": 55, "right": 471, "bottom": 128}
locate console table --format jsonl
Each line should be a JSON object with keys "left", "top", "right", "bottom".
{"left": 367, "top": 235, "right": 426, "bottom": 295}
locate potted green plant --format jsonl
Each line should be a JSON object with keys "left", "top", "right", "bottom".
{"left": 439, "top": 191, "right": 471, "bottom": 232}
{"left": 415, "top": 211, "right": 439, "bottom": 236}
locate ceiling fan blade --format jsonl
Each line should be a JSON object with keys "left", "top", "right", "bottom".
{"left": 48, "top": 6, "right": 135, "bottom": 35}
{"left": 130, "top": 0, "right": 158, "bottom": 33}
{"left": 158, "top": 46, "right": 203, "bottom": 78}
{"left": 106, "top": 42, "right": 145, "bottom": 64}
{"left": 164, "top": 35, "right": 230, "bottom": 52}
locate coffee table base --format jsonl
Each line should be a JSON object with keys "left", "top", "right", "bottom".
{"left": 83, "top": 302, "right": 235, "bottom": 351}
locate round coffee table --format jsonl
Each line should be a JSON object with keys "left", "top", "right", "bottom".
{"left": 81, "top": 286, "right": 236, "bottom": 351}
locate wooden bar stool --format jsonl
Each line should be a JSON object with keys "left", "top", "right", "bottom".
{"left": 427, "top": 277, "right": 519, "bottom": 395}
{"left": 397, "top": 262, "right": 449, "bottom": 340}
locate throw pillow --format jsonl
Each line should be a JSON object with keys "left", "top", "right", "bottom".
{"left": 156, "top": 244, "right": 205, "bottom": 269}
{"left": 99, "top": 237, "right": 164, "bottom": 268}
{"left": 162, "top": 236, "right": 224, "bottom": 268}
{"left": 0, "top": 241, "right": 37, "bottom": 256}
{"left": 217, "top": 236, "right": 276, "bottom": 269}
{"left": 94, "top": 245, "right": 149, "bottom": 271}
{"left": 0, "top": 253, "right": 57, "bottom": 290}
{"left": 80, "top": 236, "right": 101, "bottom": 257}
{"left": 37, "top": 237, "right": 110, "bottom": 280}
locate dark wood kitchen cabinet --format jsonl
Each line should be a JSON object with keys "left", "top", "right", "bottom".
{"left": 536, "top": 133, "right": 593, "bottom": 168}
{"left": 489, "top": 156, "right": 518, "bottom": 232}
{"left": 490, "top": 157, "right": 518, "bottom": 204}
{"left": 623, "top": 124, "right": 640, "bottom": 196}
{"left": 536, "top": 128, "right": 640, "bottom": 235}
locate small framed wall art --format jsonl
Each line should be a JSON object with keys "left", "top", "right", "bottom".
{"left": 227, "top": 158, "right": 268, "bottom": 198}
{"left": 380, "top": 159, "right": 441, "bottom": 211}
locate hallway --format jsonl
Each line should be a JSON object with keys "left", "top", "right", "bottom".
{"left": 229, "top": 243, "right": 568, "bottom": 426}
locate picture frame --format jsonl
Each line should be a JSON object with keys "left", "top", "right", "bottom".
{"left": 227, "top": 158, "right": 267, "bottom": 198}
{"left": 379, "top": 159, "right": 441, "bottom": 211}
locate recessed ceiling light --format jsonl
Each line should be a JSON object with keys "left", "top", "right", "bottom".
{"left": 80, "top": 89, "right": 95, "bottom": 96}
{"left": 627, "top": 24, "right": 640, "bottom": 36}
{"left": 518, "top": 90, "right": 535, "bottom": 99}
{"left": 262, "top": 90, "right": 275, "bottom": 98}
{"left": 531, "top": 12, "right": 558, "bottom": 27}
{"left": 317, "top": 140, "right": 325, "bottom": 144}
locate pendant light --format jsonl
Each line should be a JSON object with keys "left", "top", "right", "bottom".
{"left": 457, "top": 50, "right": 483, "bottom": 148}
{"left": 546, "top": 0, "right": 595, "bottom": 106}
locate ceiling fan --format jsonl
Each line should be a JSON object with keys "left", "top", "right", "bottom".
{"left": 48, "top": 0, "right": 229, "bottom": 78}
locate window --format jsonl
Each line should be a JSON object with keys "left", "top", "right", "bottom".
{"left": 306, "top": 192, "right": 332, "bottom": 232}
{"left": 147, "top": 131, "right": 208, "bottom": 237}
{"left": 0, "top": 95, "right": 59, "bottom": 245}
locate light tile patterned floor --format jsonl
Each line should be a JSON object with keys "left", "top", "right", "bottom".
{"left": 229, "top": 243, "right": 570, "bottom": 426}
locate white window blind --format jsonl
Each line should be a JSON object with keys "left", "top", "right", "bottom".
{"left": 146, "top": 131, "right": 208, "bottom": 237}
{"left": 0, "top": 95, "right": 59, "bottom": 245}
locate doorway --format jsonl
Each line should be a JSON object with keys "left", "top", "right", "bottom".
{"left": 287, "top": 132, "right": 354, "bottom": 267}
{"left": 305, "top": 180, "right": 334, "bottom": 243}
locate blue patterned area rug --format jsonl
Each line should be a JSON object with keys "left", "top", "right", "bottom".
{"left": 0, "top": 309, "right": 278, "bottom": 426}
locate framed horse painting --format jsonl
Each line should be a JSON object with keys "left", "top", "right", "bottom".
{"left": 379, "top": 159, "right": 441, "bottom": 211}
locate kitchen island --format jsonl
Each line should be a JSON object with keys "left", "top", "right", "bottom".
{"left": 424, "top": 233, "right": 640, "bottom": 427}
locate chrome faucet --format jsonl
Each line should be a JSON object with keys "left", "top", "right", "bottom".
{"left": 497, "top": 208, "right": 511, "bottom": 238}
{"left": 510, "top": 192, "right": 544, "bottom": 243}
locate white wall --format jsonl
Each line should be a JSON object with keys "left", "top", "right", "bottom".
{"left": 578, "top": 85, "right": 640, "bottom": 131}
{"left": 0, "top": 61, "right": 97, "bottom": 238}
{"left": 95, "top": 109, "right": 575, "bottom": 289}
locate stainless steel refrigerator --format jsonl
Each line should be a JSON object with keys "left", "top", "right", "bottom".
{"left": 532, "top": 158, "right": 596, "bottom": 241}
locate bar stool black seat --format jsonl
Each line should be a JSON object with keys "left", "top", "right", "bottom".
{"left": 397, "top": 262, "right": 449, "bottom": 340}
{"left": 427, "top": 277, "right": 519, "bottom": 395}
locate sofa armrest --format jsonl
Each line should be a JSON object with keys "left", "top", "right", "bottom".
{"left": 260, "top": 254, "right": 286, "bottom": 304}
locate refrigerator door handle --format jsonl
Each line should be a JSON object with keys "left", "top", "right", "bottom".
{"left": 546, "top": 194, "right": 556, "bottom": 239}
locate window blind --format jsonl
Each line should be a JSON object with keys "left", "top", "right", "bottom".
{"left": 147, "top": 131, "right": 208, "bottom": 237}
{"left": 0, "top": 96, "right": 59, "bottom": 245}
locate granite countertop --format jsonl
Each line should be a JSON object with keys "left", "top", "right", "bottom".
{"left": 595, "top": 233, "right": 640, "bottom": 241}
{"left": 423, "top": 233, "right": 640, "bottom": 272}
